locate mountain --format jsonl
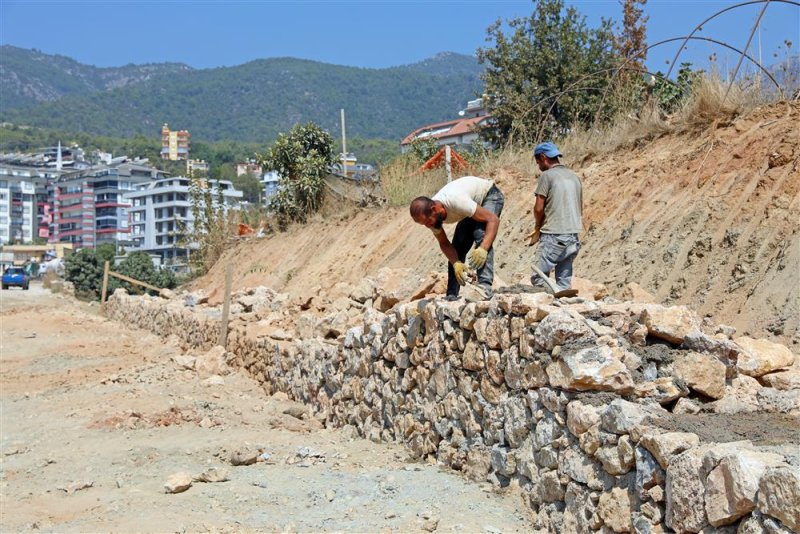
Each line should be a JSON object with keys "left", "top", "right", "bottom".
{"left": 0, "top": 45, "right": 193, "bottom": 109}
{"left": 0, "top": 47, "right": 484, "bottom": 142}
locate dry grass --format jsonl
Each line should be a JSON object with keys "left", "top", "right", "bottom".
{"left": 379, "top": 154, "right": 449, "bottom": 206}
{"left": 558, "top": 103, "right": 670, "bottom": 164}
{"left": 673, "top": 72, "right": 766, "bottom": 132}
{"left": 41, "top": 270, "right": 59, "bottom": 289}
{"left": 378, "top": 73, "right": 781, "bottom": 193}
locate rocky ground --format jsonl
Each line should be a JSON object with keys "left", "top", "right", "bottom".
{"left": 0, "top": 284, "right": 534, "bottom": 532}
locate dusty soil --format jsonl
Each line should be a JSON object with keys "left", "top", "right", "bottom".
{"left": 0, "top": 284, "right": 533, "bottom": 532}
{"left": 192, "top": 101, "right": 799, "bottom": 345}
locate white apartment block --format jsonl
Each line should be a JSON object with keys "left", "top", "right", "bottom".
{"left": 124, "top": 177, "right": 242, "bottom": 265}
{"left": 0, "top": 165, "right": 57, "bottom": 245}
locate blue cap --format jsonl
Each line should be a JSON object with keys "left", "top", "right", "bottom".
{"left": 534, "top": 142, "right": 562, "bottom": 158}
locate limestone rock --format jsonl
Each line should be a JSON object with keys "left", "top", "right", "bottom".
{"left": 164, "top": 472, "right": 193, "bottom": 494}
{"left": 195, "top": 346, "right": 230, "bottom": 378}
{"left": 546, "top": 345, "right": 634, "bottom": 393}
{"left": 566, "top": 400, "right": 601, "bottom": 437}
{"left": 666, "top": 445, "right": 711, "bottom": 533}
{"left": 758, "top": 466, "right": 800, "bottom": 532}
{"left": 571, "top": 276, "right": 609, "bottom": 301}
{"left": 601, "top": 399, "right": 652, "bottom": 434}
{"left": 641, "top": 432, "right": 700, "bottom": 469}
{"left": 734, "top": 337, "right": 795, "bottom": 377}
{"left": 672, "top": 352, "right": 727, "bottom": 399}
{"left": 642, "top": 305, "right": 701, "bottom": 345}
{"left": 534, "top": 311, "right": 596, "bottom": 351}
{"left": 760, "top": 370, "right": 800, "bottom": 390}
{"left": 621, "top": 282, "right": 656, "bottom": 303}
{"left": 705, "top": 450, "right": 786, "bottom": 527}
{"left": 598, "top": 487, "right": 633, "bottom": 532}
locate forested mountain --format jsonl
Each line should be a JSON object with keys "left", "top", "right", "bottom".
{"left": 1, "top": 47, "right": 484, "bottom": 142}
{"left": 0, "top": 45, "right": 192, "bottom": 109}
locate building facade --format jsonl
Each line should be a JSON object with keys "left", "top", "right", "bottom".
{"left": 160, "top": 124, "right": 191, "bottom": 161}
{"left": 400, "top": 98, "right": 492, "bottom": 154}
{"left": 0, "top": 162, "right": 67, "bottom": 245}
{"left": 124, "top": 177, "right": 242, "bottom": 265}
{"left": 52, "top": 161, "right": 165, "bottom": 249}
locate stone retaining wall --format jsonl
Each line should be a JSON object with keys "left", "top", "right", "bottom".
{"left": 106, "top": 289, "right": 799, "bottom": 533}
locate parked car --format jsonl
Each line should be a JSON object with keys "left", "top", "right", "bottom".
{"left": 2, "top": 267, "right": 30, "bottom": 290}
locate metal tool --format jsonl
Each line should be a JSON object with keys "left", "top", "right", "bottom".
{"left": 531, "top": 265, "right": 579, "bottom": 298}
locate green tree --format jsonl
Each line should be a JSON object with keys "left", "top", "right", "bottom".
{"left": 231, "top": 171, "right": 263, "bottom": 204}
{"left": 64, "top": 249, "right": 103, "bottom": 299}
{"left": 257, "top": 122, "right": 334, "bottom": 223}
{"left": 112, "top": 251, "right": 177, "bottom": 295}
{"left": 476, "top": 0, "right": 618, "bottom": 144}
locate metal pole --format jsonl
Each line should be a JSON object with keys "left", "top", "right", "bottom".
{"left": 724, "top": 0, "right": 771, "bottom": 104}
{"left": 340, "top": 109, "right": 347, "bottom": 176}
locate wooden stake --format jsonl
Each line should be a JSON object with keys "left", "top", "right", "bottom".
{"left": 218, "top": 263, "right": 233, "bottom": 348}
{"left": 101, "top": 260, "right": 110, "bottom": 305}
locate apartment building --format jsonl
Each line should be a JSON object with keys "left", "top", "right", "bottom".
{"left": 52, "top": 161, "right": 166, "bottom": 249}
{"left": 0, "top": 162, "right": 67, "bottom": 245}
{"left": 160, "top": 124, "right": 191, "bottom": 161}
{"left": 124, "top": 177, "right": 242, "bottom": 265}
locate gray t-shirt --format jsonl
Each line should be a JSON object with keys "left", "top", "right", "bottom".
{"left": 534, "top": 165, "right": 583, "bottom": 234}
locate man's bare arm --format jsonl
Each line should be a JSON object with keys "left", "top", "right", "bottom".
{"left": 434, "top": 230, "right": 460, "bottom": 264}
{"left": 534, "top": 194, "right": 546, "bottom": 230}
{"left": 470, "top": 205, "right": 500, "bottom": 251}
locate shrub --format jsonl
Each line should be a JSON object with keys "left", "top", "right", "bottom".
{"left": 64, "top": 249, "right": 103, "bottom": 299}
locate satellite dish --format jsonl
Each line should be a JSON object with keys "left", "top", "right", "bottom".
{"left": 458, "top": 110, "right": 465, "bottom": 117}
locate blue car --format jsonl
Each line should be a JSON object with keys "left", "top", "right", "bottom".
{"left": 2, "top": 267, "right": 30, "bottom": 290}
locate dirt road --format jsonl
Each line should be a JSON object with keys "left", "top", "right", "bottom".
{"left": 0, "top": 284, "right": 533, "bottom": 532}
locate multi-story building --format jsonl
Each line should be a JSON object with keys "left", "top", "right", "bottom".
{"left": 261, "top": 170, "right": 281, "bottom": 205}
{"left": 52, "top": 161, "right": 166, "bottom": 249}
{"left": 236, "top": 160, "right": 262, "bottom": 177}
{"left": 0, "top": 161, "right": 68, "bottom": 245}
{"left": 124, "top": 177, "right": 242, "bottom": 265}
{"left": 160, "top": 124, "right": 191, "bottom": 161}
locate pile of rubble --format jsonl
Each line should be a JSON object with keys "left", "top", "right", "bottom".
{"left": 105, "top": 277, "right": 799, "bottom": 533}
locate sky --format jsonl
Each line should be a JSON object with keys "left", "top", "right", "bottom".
{"left": 1, "top": 0, "right": 798, "bottom": 78}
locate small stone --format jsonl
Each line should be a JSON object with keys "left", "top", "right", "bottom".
{"left": 641, "top": 432, "right": 700, "bottom": 469}
{"left": 194, "top": 467, "right": 229, "bottom": 483}
{"left": 231, "top": 448, "right": 260, "bottom": 466}
{"left": 325, "top": 490, "right": 336, "bottom": 501}
{"left": 164, "top": 472, "right": 192, "bottom": 494}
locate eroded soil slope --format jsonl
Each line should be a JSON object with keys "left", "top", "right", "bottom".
{"left": 193, "top": 102, "right": 799, "bottom": 344}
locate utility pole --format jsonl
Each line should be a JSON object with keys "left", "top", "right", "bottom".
{"left": 340, "top": 109, "right": 347, "bottom": 176}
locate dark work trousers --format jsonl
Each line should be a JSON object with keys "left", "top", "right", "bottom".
{"left": 446, "top": 185, "right": 505, "bottom": 296}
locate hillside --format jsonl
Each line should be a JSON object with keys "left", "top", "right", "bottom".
{"left": 0, "top": 45, "right": 192, "bottom": 109}
{"left": 190, "top": 101, "right": 799, "bottom": 346}
{"left": 0, "top": 47, "right": 483, "bottom": 142}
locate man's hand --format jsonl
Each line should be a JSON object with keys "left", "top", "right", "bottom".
{"left": 453, "top": 261, "right": 469, "bottom": 286}
{"left": 467, "top": 247, "right": 488, "bottom": 270}
{"left": 526, "top": 228, "right": 541, "bottom": 246}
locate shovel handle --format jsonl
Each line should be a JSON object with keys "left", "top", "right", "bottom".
{"left": 531, "top": 265, "right": 560, "bottom": 295}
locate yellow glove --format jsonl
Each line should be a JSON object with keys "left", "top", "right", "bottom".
{"left": 467, "top": 247, "right": 488, "bottom": 270}
{"left": 526, "top": 228, "right": 541, "bottom": 246}
{"left": 453, "top": 261, "right": 468, "bottom": 286}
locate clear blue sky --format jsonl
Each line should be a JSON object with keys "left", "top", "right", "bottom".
{"left": 1, "top": 1, "right": 798, "bottom": 77}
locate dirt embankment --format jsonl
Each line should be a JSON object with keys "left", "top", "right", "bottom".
{"left": 193, "top": 101, "right": 799, "bottom": 345}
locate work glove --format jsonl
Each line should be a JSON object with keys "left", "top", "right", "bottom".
{"left": 467, "top": 247, "right": 488, "bottom": 270}
{"left": 526, "top": 228, "right": 541, "bottom": 246}
{"left": 453, "top": 261, "right": 469, "bottom": 286}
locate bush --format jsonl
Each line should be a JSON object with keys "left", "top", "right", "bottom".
{"left": 111, "top": 252, "right": 176, "bottom": 296}
{"left": 257, "top": 122, "right": 335, "bottom": 224}
{"left": 64, "top": 249, "right": 103, "bottom": 299}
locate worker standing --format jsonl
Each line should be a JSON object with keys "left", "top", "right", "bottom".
{"left": 527, "top": 142, "right": 583, "bottom": 291}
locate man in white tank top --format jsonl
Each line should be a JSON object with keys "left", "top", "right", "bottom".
{"left": 410, "top": 176, "right": 505, "bottom": 298}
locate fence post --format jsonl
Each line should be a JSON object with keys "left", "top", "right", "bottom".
{"left": 445, "top": 145, "right": 452, "bottom": 182}
{"left": 101, "top": 260, "right": 110, "bottom": 305}
{"left": 218, "top": 263, "right": 233, "bottom": 348}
